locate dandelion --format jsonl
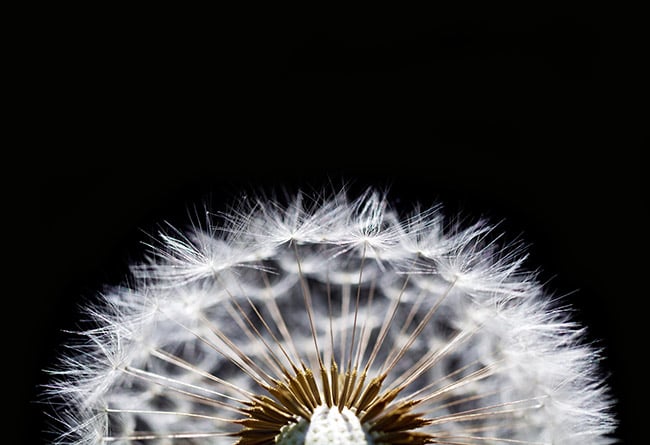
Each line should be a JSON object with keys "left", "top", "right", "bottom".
{"left": 46, "top": 188, "right": 616, "bottom": 444}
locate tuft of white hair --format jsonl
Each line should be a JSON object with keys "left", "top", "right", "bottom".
{"left": 45, "top": 188, "right": 617, "bottom": 444}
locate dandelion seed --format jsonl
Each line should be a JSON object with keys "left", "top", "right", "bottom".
{"left": 45, "top": 188, "right": 617, "bottom": 444}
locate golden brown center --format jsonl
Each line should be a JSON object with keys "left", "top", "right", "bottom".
{"left": 235, "top": 361, "right": 434, "bottom": 445}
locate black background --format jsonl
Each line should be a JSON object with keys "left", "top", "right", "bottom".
{"left": 25, "top": 7, "right": 641, "bottom": 444}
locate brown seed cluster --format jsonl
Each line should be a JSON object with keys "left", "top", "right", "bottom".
{"left": 235, "top": 361, "right": 434, "bottom": 445}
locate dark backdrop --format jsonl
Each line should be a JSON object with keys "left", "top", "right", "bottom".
{"left": 26, "top": 8, "right": 640, "bottom": 444}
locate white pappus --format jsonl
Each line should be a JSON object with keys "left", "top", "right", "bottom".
{"left": 45, "top": 188, "right": 617, "bottom": 444}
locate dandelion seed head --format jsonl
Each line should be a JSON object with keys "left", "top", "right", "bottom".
{"left": 45, "top": 187, "right": 617, "bottom": 444}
